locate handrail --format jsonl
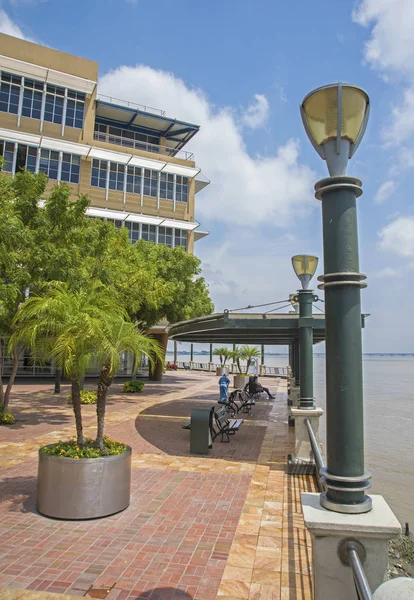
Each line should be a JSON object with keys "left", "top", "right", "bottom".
{"left": 304, "top": 417, "right": 326, "bottom": 491}
{"left": 339, "top": 540, "right": 372, "bottom": 600}
{"left": 96, "top": 93, "right": 166, "bottom": 116}
{"left": 93, "top": 132, "right": 194, "bottom": 161}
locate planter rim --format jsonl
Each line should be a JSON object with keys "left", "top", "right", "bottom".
{"left": 38, "top": 444, "right": 132, "bottom": 463}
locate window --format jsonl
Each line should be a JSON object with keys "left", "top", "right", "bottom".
{"left": 0, "top": 72, "right": 21, "bottom": 115}
{"left": 39, "top": 148, "right": 59, "bottom": 180}
{"left": 61, "top": 153, "right": 80, "bottom": 184}
{"left": 65, "top": 90, "right": 85, "bottom": 129}
{"left": 160, "top": 173, "right": 174, "bottom": 200}
{"left": 44, "top": 84, "right": 65, "bottom": 125}
{"left": 174, "top": 229, "right": 188, "bottom": 250}
{"left": 0, "top": 140, "right": 15, "bottom": 172}
{"left": 126, "top": 165, "right": 142, "bottom": 195}
{"left": 94, "top": 122, "right": 160, "bottom": 153}
{"left": 158, "top": 226, "right": 173, "bottom": 248}
{"left": 109, "top": 162, "right": 124, "bottom": 192}
{"left": 26, "top": 146, "right": 37, "bottom": 173}
{"left": 91, "top": 158, "right": 107, "bottom": 189}
{"left": 130, "top": 222, "right": 140, "bottom": 243}
{"left": 143, "top": 169, "right": 158, "bottom": 197}
{"left": 94, "top": 123, "right": 107, "bottom": 142}
{"left": 141, "top": 224, "right": 156, "bottom": 242}
{"left": 176, "top": 176, "right": 188, "bottom": 202}
{"left": 22, "top": 78, "right": 43, "bottom": 120}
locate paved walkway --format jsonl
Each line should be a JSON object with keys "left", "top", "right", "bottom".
{"left": 0, "top": 372, "right": 316, "bottom": 599}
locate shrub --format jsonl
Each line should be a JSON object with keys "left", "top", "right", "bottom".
{"left": 0, "top": 406, "right": 15, "bottom": 425}
{"left": 67, "top": 390, "right": 98, "bottom": 405}
{"left": 122, "top": 379, "right": 145, "bottom": 393}
{"left": 40, "top": 436, "right": 127, "bottom": 459}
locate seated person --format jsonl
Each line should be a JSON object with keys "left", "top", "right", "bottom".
{"left": 244, "top": 375, "right": 275, "bottom": 399}
{"left": 218, "top": 373, "right": 230, "bottom": 403}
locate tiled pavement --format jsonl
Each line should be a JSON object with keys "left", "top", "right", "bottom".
{"left": 0, "top": 372, "right": 316, "bottom": 599}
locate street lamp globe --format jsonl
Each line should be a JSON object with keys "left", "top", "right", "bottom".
{"left": 300, "top": 83, "right": 370, "bottom": 176}
{"left": 291, "top": 255, "right": 318, "bottom": 290}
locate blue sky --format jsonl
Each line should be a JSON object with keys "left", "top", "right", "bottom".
{"left": 1, "top": 0, "right": 413, "bottom": 352}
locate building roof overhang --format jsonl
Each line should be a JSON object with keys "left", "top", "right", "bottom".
{"left": 168, "top": 311, "right": 326, "bottom": 345}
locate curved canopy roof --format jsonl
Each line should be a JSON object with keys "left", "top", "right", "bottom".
{"left": 168, "top": 311, "right": 326, "bottom": 345}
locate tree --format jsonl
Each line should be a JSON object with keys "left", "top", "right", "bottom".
{"left": 230, "top": 346, "right": 243, "bottom": 373}
{"left": 94, "top": 316, "right": 163, "bottom": 449}
{"left": 12, "top": 282, "right": 162, "bottom": 448}
{"left": 213, "top": 347, "right": 231, "bottom": 366}
{"left": 240, "top": 345, "right": 261, "bottom": 374}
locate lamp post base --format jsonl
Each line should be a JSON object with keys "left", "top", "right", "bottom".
{"left": 320, "top": 492, "right": 372, "bottom": 514}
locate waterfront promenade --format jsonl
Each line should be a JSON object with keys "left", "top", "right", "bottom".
{"left": 0, "top": 372, "right": 315, "bottom": 599}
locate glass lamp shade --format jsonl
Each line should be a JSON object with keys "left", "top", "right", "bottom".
{"left": 292, "top": 255, "right": 318, "bottom": 289}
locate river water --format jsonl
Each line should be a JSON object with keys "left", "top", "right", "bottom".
{"left": 167, "top": 352, "right": 414, "bottom": 527}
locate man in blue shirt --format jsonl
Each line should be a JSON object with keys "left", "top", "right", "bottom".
{"left": 218, "top": 373, "right": 230, "bottom": 403}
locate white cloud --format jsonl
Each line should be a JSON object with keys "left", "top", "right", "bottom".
{"left": 371, "top": 267, "right": 402, "bottom": 278}
{"left": 0, "top": 9, "right": 25, "bottom": 38}
{"left": 99, "top": 65, "right": 316, "bottom": 227}
{"left": 241, "top": 94, "right": 269, "bottom": 129}
{"left": 378, "top": 216, "right": 414, "bottom": 257}
{"left": 374, "top": 180, "right": 395, "bottom": 204}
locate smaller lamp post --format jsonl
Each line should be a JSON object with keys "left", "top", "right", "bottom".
{"left": 292, "top": 255, "right": 318, "bottom": 409}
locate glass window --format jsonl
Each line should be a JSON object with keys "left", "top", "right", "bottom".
{"left": 130, "top": 222, "right": 140, "bottom": 243}
{"left": 0, "top": 72, "right": 21, "bottom": 115}
{"left": 66, "top": 91, "right": 85, "bottom": 129}
{"left": 39, "top": 148, "right": 59, "bottom": 180}
{"left": 160, "top": 173, "right": 174, "bottom": 200}
{"left": 91, "top": 158, "right": 107, "bottom": 189}
{"left": 176, "top": 176, "right": 188, "bottom": 202}
{"left": 26, "top": 146, "right": 37, "bottom": 173}
{"left": 126, "top": 165, "right": 142, "bottom": 195}
{"left": 141, "top": 224, "right": 156, "bottom": 242}
{"left": 158, "top": 226, "right": 173, "bottom": 247}
{"left": 22, "top": 78, "right": 43, "bottom": 120}
{"left": 109, "top": 162, "right": 124, "bottom": 192}
{"left": 143, "top": 169, "right": 158, "bottom": 197}
{"left": 61, "top": 153, "right": 80, "bottom": 184}
{"left": 44, "top": 84, "right": 65, "bottom": 125}
{"left": 93, "top": 121, "right": 160, "bottom": 153}
{"left": 174, "top": 229, "right": 188, "bottom": 250}
{"left": 0, "top": 140, "right": 15, "bottom": 172}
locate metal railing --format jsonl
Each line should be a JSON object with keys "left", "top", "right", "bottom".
{"left": 93, "top": 131, "right": 194, "bottom": 161}
{"left": 175, "top": 361, "right": 288, "bottom": 376}
{"left": 339, "top": 540, "right": 372, "bottom": 600}
{"left": 96, "top": 93, "right": 166, "bottom": 116}
{"left": 304, "top": 417, "right": 326, "bottom": 490}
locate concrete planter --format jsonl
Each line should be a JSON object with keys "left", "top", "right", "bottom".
{"left": 37, "top": 445, "right": 132, "bottom": 520}
{"left": 216, "top": 367, "right": 229, "bottom": 376}
{"left": 233, "top": 374, "right": 249, "bottom": 389}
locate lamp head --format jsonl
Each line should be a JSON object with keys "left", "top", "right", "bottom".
{"left": 300, "top": 83, "right": 370, "bottom": 176}
{"left": 292, "top": 255, "right": 318, "bottom": 289}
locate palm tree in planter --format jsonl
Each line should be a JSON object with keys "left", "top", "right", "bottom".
{"left": 231, "top": 345, "right": 261, "bottom": 388}
{"left": 240, "top": 345, "right": 261, "bottom": 374}
{"left": 12, "top": 282, "right": 162, "bottom": 519}
{"left": 213, "top": 347, "right": 231, "bottom": 375}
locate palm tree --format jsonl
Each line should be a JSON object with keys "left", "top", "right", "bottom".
{"left": 213, "top": 347, "right": 231, "bottom": 366}
{"left": 94, "top": 317, "right": 162, "bottom": 449}
{"left": 240, "top": 345, "right": 261, "bottom": 374}
{"left": 11, "top": 281, "right": 154, "bottom": 448}
{"left": 229, "top": 346, "right": 243, "bottom": 373}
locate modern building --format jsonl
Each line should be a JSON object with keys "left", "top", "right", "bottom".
{"left": 0, "top": 32, "right": 209, "bottom": 378}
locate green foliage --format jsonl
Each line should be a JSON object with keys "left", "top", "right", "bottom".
{"left": 240, "top": 345, "right": 262, "bottom": 373}
{"left": 0, "top": 405, "right": 15, "bottom": 425}
{"left": 39, "top": 436, "right": 127, "bottom": 459}
{"left": 67, "top": 390, "right": 97, "bottom": 405}
{"left": 122, "top": 379, "right": 145, "bottom": 393}
{"left": 213, "top": 347, "right": 231, "bottom": 366}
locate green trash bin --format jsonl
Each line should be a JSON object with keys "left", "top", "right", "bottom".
{"left": 190, "top": 408, "right": 212, "bottom": 454}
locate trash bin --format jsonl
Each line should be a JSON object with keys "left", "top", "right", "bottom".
{"left": 190, "top": 408, "right": 212, "bottom": 454}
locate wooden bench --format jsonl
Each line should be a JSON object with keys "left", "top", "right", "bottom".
{"left": 231, "top": 390, "right": 256, "bottom": 414}
{"left": 212, "top": 406, "right": 243, "bottom": 442}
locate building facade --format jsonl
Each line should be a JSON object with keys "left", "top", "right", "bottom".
{"left": 0, "top": 33, "right": 209, "bottom": 378}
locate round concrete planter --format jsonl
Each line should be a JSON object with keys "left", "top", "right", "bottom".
{"left": 233, "top": 374, "right": 249, "bottom": 389}
{"left": 37, "top": 445, "right": 132, "bottom": 520}
{"left": 216, "top": 367, "right": 229, "bottom": 376}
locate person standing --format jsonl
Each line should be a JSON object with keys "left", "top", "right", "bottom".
{"left": 218, "top": 373, "right": 230, "bottom": 403}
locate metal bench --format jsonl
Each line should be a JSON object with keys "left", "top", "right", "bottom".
{"left": 212, "top": 406, "right": 243, "bottom": 442}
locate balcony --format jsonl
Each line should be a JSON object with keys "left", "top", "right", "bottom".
{"left": 93, "top": 130, "right": 194, "bottom": 162}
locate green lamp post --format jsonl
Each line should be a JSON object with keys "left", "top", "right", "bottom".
{"left": 301, "top": 83, "right": 372, "bottom": 514}
{"left": 291, "top": 255, "right": 318, "bottom": 410}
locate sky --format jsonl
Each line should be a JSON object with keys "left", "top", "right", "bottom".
{"left": 0, "top": 0, "right": 413, "bottom": 353}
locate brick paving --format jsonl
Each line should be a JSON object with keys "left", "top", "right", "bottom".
{"left": 0, "top": 371, "right": 316, "bottom": 599}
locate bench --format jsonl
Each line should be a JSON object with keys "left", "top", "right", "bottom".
{"left": 228, "top": 389, "right": 256, "bottom": 414}
{"left": 212, "top": 406, "right": 243, "bottom": 442}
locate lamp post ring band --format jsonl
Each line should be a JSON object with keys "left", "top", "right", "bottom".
{"left": 320, "top": 478, "right": 372, "bottom": 493}
{"left": 318, "top": 272, "right": 367, "bottom": 281}
{"left": 320, "top": 493, "right": 373, "bottom": 514}
{"left": 315, "top": 182, "right": 363, "bottom": 200}
{"left": 318, "top": 281, "right": 368, "bottom": 290}
{"left": 319, "top": 467, "right": 372, "bottom": 483}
